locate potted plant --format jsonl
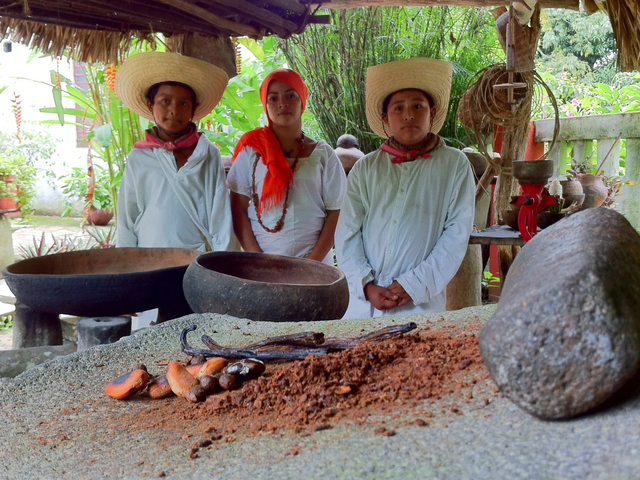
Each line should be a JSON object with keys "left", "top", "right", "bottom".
{"left": 59, "top": 163, "right": 115, "bottom": 225}
{"left": 0, "top": 148, "right": 37, "bottom": 217}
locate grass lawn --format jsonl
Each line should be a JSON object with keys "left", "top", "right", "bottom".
{"left": 11, "top": 215, "right": 88, "bottom": 229}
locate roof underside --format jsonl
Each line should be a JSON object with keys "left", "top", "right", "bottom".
{"left": 0, "top": 0, "right": 638, "bottom": 71}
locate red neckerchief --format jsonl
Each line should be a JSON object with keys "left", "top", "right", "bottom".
{"left": 134, "top": 123, "right": 202, "bottom": 151}
{"left": 380, "top": 134, "right": 443, "bottom": 164}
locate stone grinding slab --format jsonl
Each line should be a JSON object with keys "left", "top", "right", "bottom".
{"left": 0, "top": 306, "right": 639, "bottom": 479}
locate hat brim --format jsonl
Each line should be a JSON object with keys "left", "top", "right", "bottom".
{"left": 366, "top": 57, "right": 453, "bottom": 138}
{"left": 115, "top": 52, "right": 228, "bottom": 122}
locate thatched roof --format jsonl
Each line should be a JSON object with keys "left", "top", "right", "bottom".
{"left": 0, "top": 0, "right": 328, "bottom": 63}
{"left": 1, "top": 0, "right": 639, "bottom": 71}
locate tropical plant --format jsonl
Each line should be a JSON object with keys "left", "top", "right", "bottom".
{"left": 59, "top": 164, "right": 114, "bottom": 216}
{"left": 0, "top": 147, "right": 37, "bottom": 215}
{"left": 537, "top": 9, "right": 617, "bottom": 84}
{"left": 40, "top": 61, "right": 148, "bottom": 222}
{"left": 198, "top": 37, "right": 288, "bottom": 155}
{"left": 278, "top": 6, "right": 502, "bottom": 152}
{"left": 18, "top": 231, "right": 94, "bottom": 259}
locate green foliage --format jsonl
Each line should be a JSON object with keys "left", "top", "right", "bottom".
{"left": 0, "top": 141, "right": 38, "bottom": 215}
{"left": 0, "top": 314, "right": 12, "bottom": 330}
{"left": 59, "top": 165, "right": 114, "bottom": 216}
{"left": 198, "top": 37, "right": 288, "bottom": 155}
{"left": 278, "top": 6, "right": 502, "bottom": 152}
{"left": 41, "top": 63, "right": 148, "bottom": 223}
{"left": 538, "top": 9, "right": 617, "bottom": 84}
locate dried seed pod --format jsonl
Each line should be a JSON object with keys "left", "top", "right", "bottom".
{"left": 166, "top": 362, "right": 199, "bottom": 398}
{"left": 197, "top": 358, "right": 228, "bottom": 378}
{"left": 224, "top": 359, "right": 265, "bottom": 381}
{"left": 199, "top": 375, "right": 220, "bottom": 393}
{"left": 190, "top": 355, "right": 206, "bottom": 365}
{"left": 218, "top": 373, "right": 239, "bottom": 391}
{"left": 147, "top": 375, "right": 173, "bottom": 399}
{"left": 105, "top": 369, "right": 150, "bottom": 400}
{"left": 133, "top": 362, "right": 148, "bottom": 373}
{"left": 186, "top": 385, "right": 209, "bottom": 403}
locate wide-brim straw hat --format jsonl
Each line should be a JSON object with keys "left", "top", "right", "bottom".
{"left": 366, "top": 57, "right": 453, "bottom": 138}
{"left": 115, "top": 52, "right": 228, "bottom": 122}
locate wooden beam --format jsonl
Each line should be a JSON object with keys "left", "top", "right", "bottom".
{"left": 200, "top": 0, "right": 298, "bottom": 37}
{"left": 154, "top": 0, "right": 264, "bottom": 37}
{"left": 319, "top": 0, "right": 579, "bottom": 9}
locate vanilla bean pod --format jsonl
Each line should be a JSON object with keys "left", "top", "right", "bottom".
{"left": 201, "top": 332, "right": 325, "bottom": 352}
{"left": 180, "top": 322, "right": 417, "bottom": 360}
{"left": 181, "top": 325, "right": 328, "bottom": 360}
{"left": 321, "top": 322, "right": 418, "bottom": 349}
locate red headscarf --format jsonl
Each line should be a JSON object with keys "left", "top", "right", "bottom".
{"left": 231, "top": 69, "right": 309, "bottom": 212}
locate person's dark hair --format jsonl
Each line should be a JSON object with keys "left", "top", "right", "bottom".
{"left": 382, "top": 89, "right": 434, "bottom": 114}
{"left": 146, "top": 81, "right": 198, "bottom": 112}
{"left": 337, "top": 134, "right": 359, "bottom": 149}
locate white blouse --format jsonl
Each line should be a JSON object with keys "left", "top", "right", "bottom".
{"left": 227, "top": 140, "right": 347, "bottom": 265}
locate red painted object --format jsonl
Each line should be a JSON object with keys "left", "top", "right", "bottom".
{"left": 510, "top": 183, "right": 559, "bottom": 241}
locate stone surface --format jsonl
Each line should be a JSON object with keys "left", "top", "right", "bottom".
{"left": 0, "top": 341, "right": 76, "bottom": 378}
{"left": 76, "top": 316, "right": 131, "bottom": 351}
{"left": 1, "top": 306, "right": 640, "bottom": 479}
{"left": 480, "top": 207, "right": 640, "bottom": 419}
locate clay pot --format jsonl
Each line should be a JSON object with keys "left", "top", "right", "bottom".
{"left": 577, "top": 173, "right": 608, "bottom": 208}
{"left": 560, "top": 179, "right": 585, "bottom": 209}
{"left": 183, "top": 251, "right": 349, "bottom": 322}
{"left": 85, "top": 208, "right": 114, "bottom": 226}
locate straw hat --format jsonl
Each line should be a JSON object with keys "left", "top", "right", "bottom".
{"left": 115, "top": 52, "right": 228, "bottom": 122}
{"left": 366, "top": 57, "right": 453, "bottom": 138}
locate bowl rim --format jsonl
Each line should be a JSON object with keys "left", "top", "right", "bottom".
{"left": 191, "top": 251, "right": 347, "bottom": 288}
{"left": 3, "top": 247, "right": 199, "bottom": 279}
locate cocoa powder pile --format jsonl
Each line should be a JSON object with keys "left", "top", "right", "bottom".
{"left": 125, "top": 325, "right": 492, "bottom": 441}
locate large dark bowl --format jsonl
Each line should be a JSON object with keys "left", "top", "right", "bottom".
{"left": 183, "top": 251, "right": 349, "bottom": 322}
{"left": 3, "top": 248, "right": 199, "bottom": 316}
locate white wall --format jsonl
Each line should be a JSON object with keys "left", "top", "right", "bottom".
{"left": 0, "top": 42, "right": 88, "bottom": 215}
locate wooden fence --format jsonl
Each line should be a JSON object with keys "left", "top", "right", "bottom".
{"left": 533, "top": 111, "right": 640, "bottom": 229}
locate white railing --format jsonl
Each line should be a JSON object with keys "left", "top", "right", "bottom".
{"left": 534, "top": 112, "right": 640, "bottom": 229}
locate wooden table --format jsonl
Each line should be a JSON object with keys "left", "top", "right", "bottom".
{"left": 469, "top": 224, "right": 526, "bottom": 246}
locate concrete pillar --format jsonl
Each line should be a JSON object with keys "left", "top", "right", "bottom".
{"left": 76, "top": 316, "right": 131, "bottom": 351}
{"left": 0, "top": 216, "right": 15, "bottom": 273}
{"left": 12, "top": 301, "right": 62, "bottom": 349}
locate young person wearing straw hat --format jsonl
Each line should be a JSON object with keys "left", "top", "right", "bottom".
{"left": 227, "top": 69, "right": 346, "bottom": 265}
{"left": 115, "top": 52, "right": 233, "bottom": 252}
{"left": 335, "top": 58, "right": 475, "bottom": 318}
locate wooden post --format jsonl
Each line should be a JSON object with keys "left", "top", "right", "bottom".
{"left": 621, "top": 138, "right": 640, "bottom": 230}
{"left": 12, "top": 302, "right": 62, "bottom": 349}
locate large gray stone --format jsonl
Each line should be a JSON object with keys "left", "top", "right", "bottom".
{"left": 479, "top": 207, "right": 640, "bottom": 419}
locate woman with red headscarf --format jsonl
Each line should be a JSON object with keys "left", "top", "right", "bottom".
{"left": 227, "top": 69, "right": 347, "bottom": 265}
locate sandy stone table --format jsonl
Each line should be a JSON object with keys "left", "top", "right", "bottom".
{"left": 1, "top": 306, "right": 639, "bottom": 479}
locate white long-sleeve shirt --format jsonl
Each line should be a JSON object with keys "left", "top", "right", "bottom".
{"left": 116, "top": 135, "right": 233, "bottom": 252}
{"left": 335, "top": 144, "right": 475, "bottom": 318}
{"left": 227, "top": 140, "right": 346, "bottom": 265}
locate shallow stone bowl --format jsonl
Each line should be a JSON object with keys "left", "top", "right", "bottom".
{"left": 183, "top": 251, "right": 349, "bottom": 322}
{"left": 3, "top": 248, "right": 199, "bottom": 316}
{"left": 513, "top": 160, "right": 555, "bottom": 184}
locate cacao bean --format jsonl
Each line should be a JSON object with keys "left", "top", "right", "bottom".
{"left": 166, "top": 362, "right": 199, "bottom": 398}
{"left": 105, "top": 369, "right": 149, "bottom": 400}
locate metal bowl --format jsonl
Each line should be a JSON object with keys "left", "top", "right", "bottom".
{"left": 183, "top": 251, "right": 349, "bottom": 322}
{"left": 512, "top": 160, "right": 555, "bottom": 184}
{"left": 3, "top": 248, "right": 199, "bottom": 316}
